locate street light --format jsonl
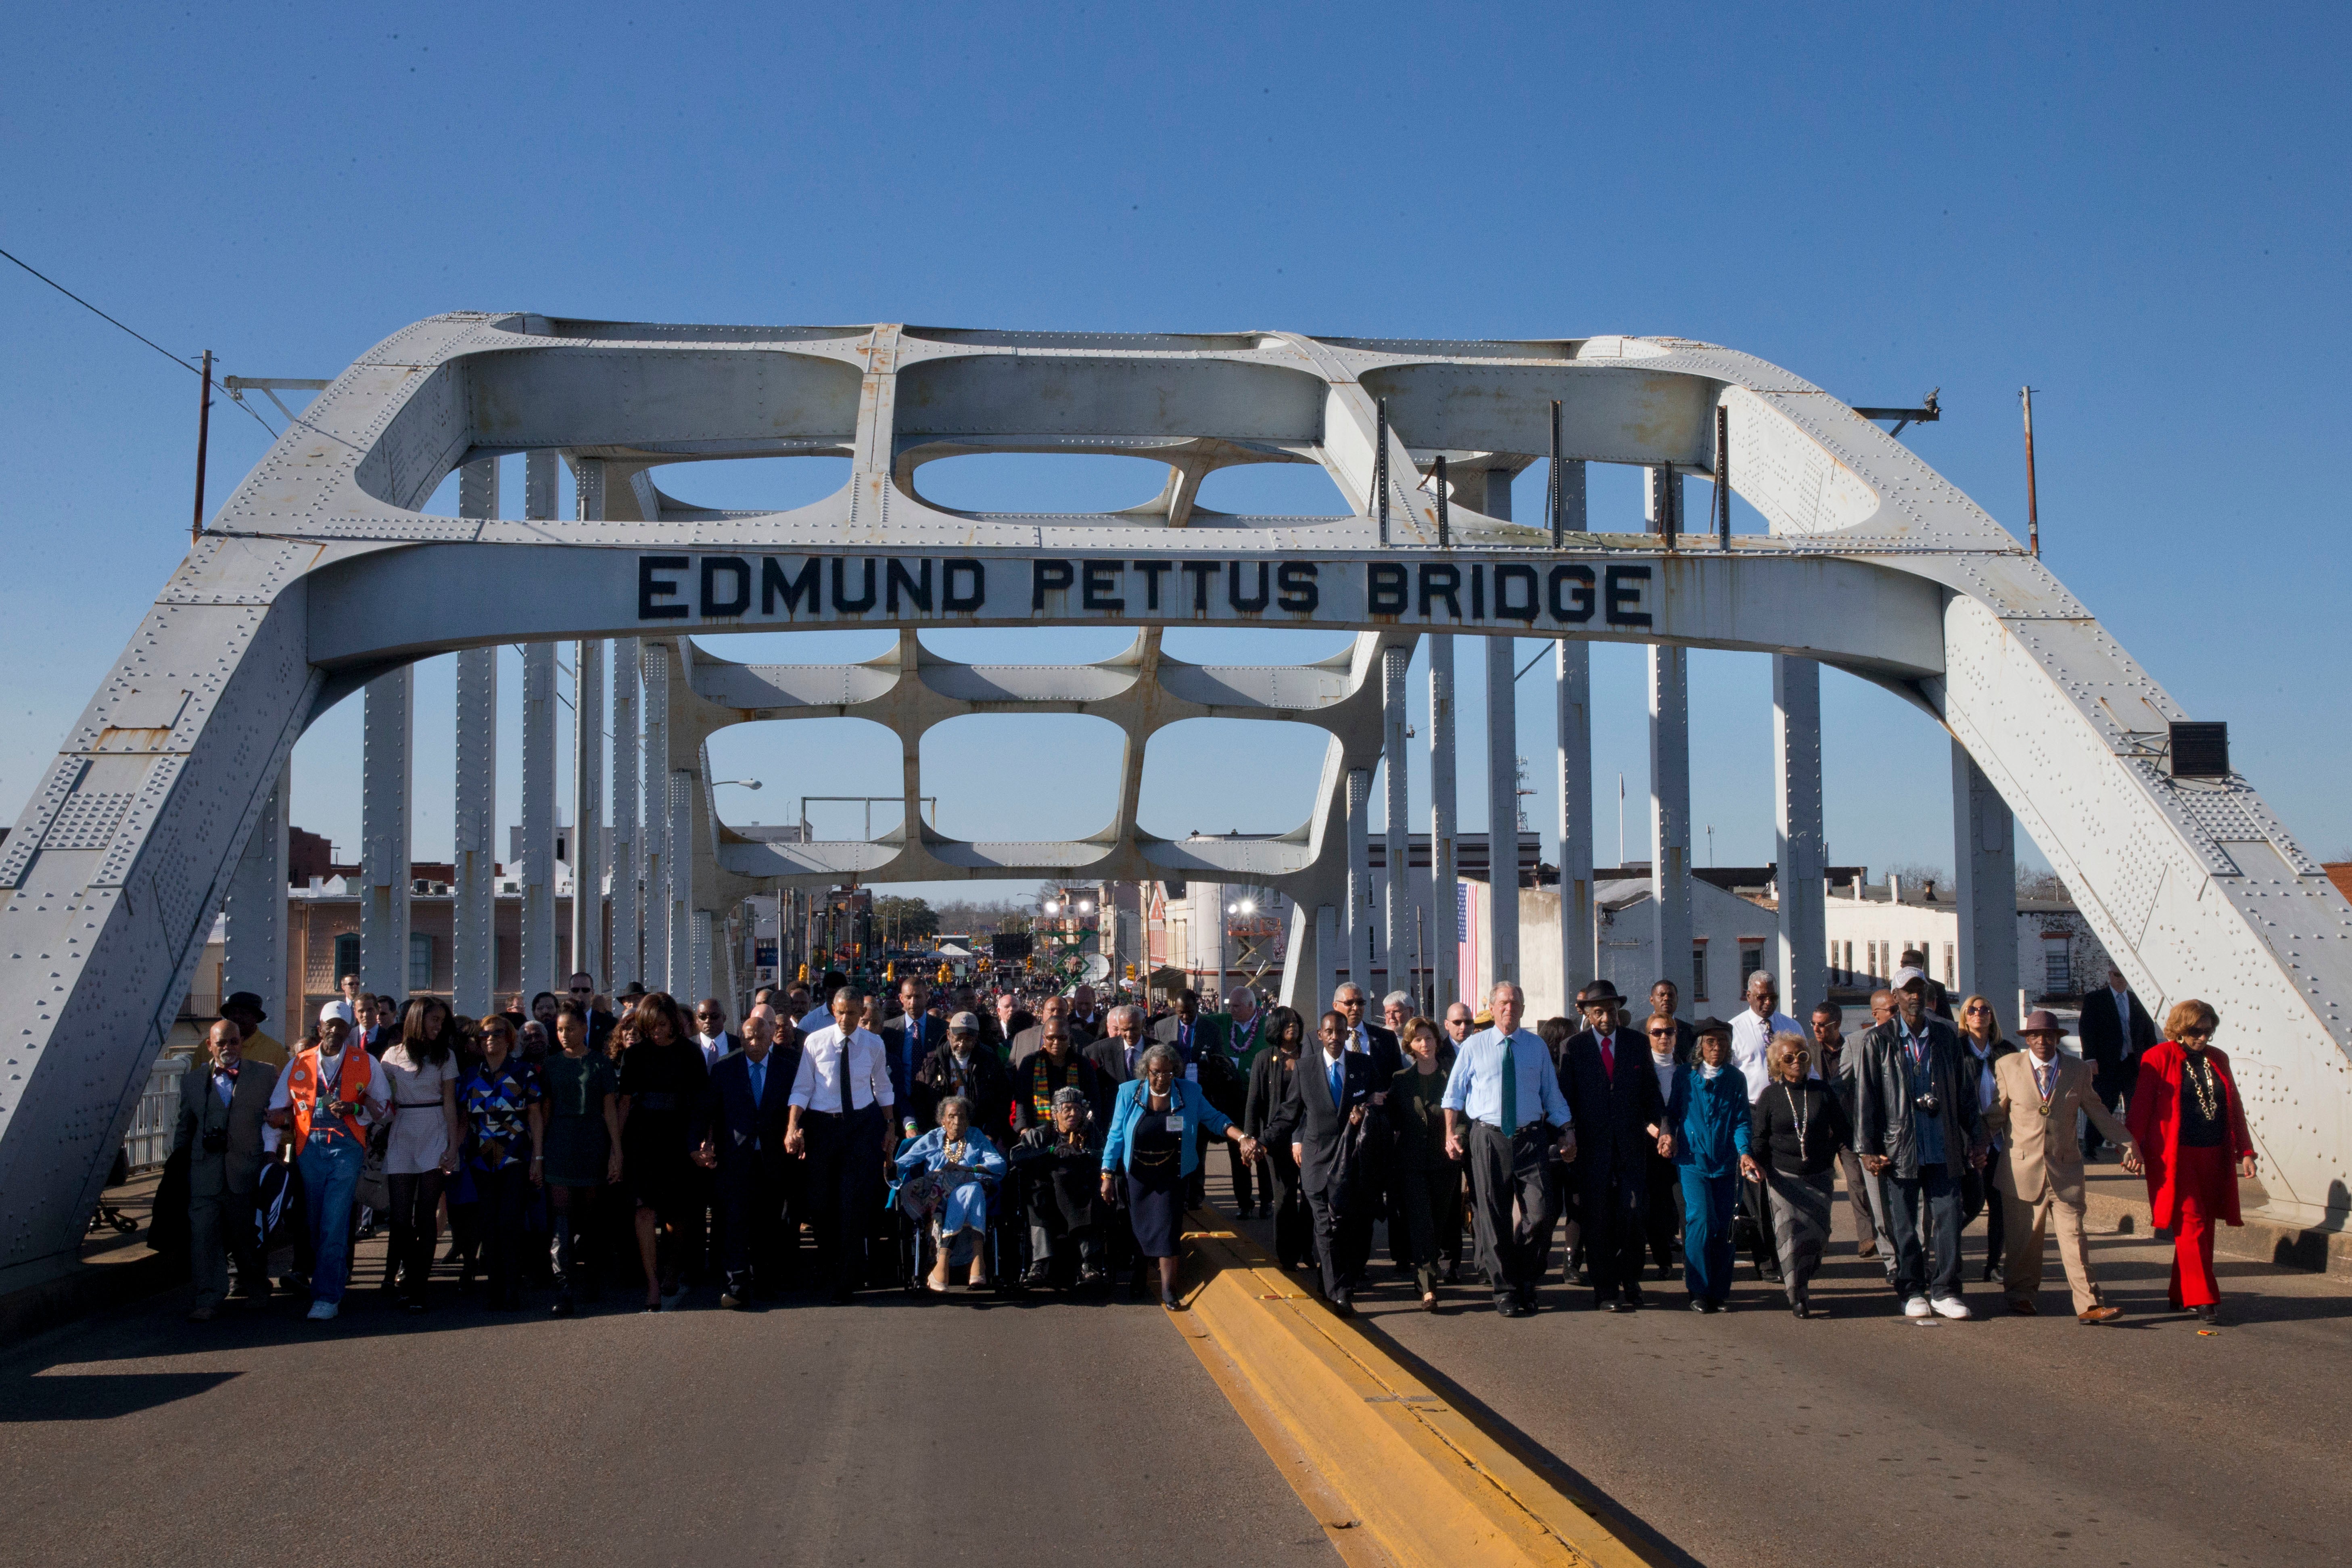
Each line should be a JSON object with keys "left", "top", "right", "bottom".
{"left": 1042, "top": 900, "right": 1061, "bottom": 915}
{"left": 714, "top": 779, "right": 762, "bottom": 791}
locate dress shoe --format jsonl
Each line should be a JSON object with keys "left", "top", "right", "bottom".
{"left": 2195, "top": 1304, "right": 2223, "bottom": 1325}
{"left": 1077, "top": 1265, "right": 1108, "bottom": 1287}
{"left": 550, "top": 1296, "right": 576, "bottom": 1317}
{"left": 1622, "top": 1287, "right": 1646, "bottom": 1310}
{"left": 1492, "top": 1293, "right": 1518, "bottom": 1316}
{"left": 1791, "top": 1303, "right": 1808, "bottom": 1320}
{"left": 1855, "top": 1244, "right": 1879, "bottom": 1261}
{"left": 1330, "top": 1292, "right": 1354, "bottom": 1317}
{"left": 1608, "top": 1296, "right": 1636, "bottom": 1314}
{"left": 2009, "top": 1299, "right": 2037, "bottom": 1316}
{"left": 1979, "top": 1261, "right": 1996, "bottom": 1283}
{"left": 1022, "top": 1262, "right": 1053, "bottom": 1289}
{"left": 719, "top": 1291, "right": 746, "bottom": 1310}
{"left": 2077, "top": 1304, "right": 2122, "bottom": 1325}
{"left": 186, "top": 1305, "right": 216, "bottom": 1323}
{"left": 1688, "top": 1297, "right": 1710, "bottom": 1313}
{"left": 1161, "top": 1287, "right": 1182, "bottom": 1310}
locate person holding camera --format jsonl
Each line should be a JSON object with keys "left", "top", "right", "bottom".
{"left": 267, "top": 1006, "right": 391, "bottom": 1321}
{"left": 177, "top": 1019, "right": 280, "bottom": 1321}
{"left": 1854, "top": 968, "right": 1986, "bottom": 1321}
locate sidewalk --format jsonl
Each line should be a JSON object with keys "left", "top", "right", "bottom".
{"left": 2076, "top": 1159, "right": 2351, "bottom": 1278}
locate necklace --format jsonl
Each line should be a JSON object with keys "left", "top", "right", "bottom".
{"left": 1784, "top": 1082, "right": 1810, "bottom": 1155}
{"left": 2184, "top": 1051, "right": 2223, "bottom": 1123}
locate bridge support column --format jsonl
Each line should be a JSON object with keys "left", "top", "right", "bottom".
{"left": 1774, "top": 655, "right": 1826, "bottom": 1010}
{"left": 1953, "top": 742, "right": 2020, "bottom": 1017}
{"left": 1556, "top": 639, "right": 1594, "bottom": 1005}
{"left": 642, "top": 644, "right": 671, "bottom": 994}
{"left": 1346, "top": 766, "right": 1374, "bottom": 992}
{"left": 1429, "top": 637, "right": 1458, "bottom": 1011}
{"left": 1315, "top": 903, "right": 1340, "bottom": 1015}
{"left": 1485, "top": 636, "right": 1520, "bottom": 984}
{"left": 691, "top": 907, "right": 714, "bottom": 1008}
{"left": 571, "top": 637, "right": 604, "bottom": 987}
{"left": 221, "top": 761, "right": 288, "bottom": 1024}
{"left": 1382, "top": 645, "right": 1411, "bottom": 1006}
{"left": 520, "top": 450, "right": 560, "bottom": 994}
{"left": 360, "top": 667, "right": 412, "bottom": 998}
{"left": 1649, "top": 644, "right": 1691, "bottom": 1013}
{"left": 450, "top": 456, "right": 498, "bottom": 1018}
{"left": 610, "top": 639, "right": 640, "bottom": 990}
{"left": 667, "top": 771, "right": 692, "bottom": 996}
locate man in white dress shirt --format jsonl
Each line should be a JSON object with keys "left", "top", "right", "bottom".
{"left": 1441, "top": 982, "right": 1576, "bottom": 1318}
{"left": 1728, "top": 969, "right": 1805, "bottom": 1284}
{"left": 785, "top": 987, "right": 896, "bottom": 1303}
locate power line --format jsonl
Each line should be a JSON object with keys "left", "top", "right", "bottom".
{"left": 0, "top": 243, "right": 278, "bottom": 438}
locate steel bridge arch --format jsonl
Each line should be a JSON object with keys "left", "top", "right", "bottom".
{"left": 2, "top": 313, "right": 2347, "bottom": 1286}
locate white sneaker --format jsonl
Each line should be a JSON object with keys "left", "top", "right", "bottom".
{"left": 1903, "top": 1295, "right": 1932, "bottom": 1318}
{"left": 1930, "top": 1295, "right": 1972, "bottom": 1320}
{"left": 305, "top": 1299, "right": 339, "bottom": 1321}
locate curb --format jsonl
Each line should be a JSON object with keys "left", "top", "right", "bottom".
{"left": 1172, "top": 1215, "right": 1655, "bottom": 1568}
{"left": 2080, "top": 1187, "right": 2352, "bottom": 1280}
{"left": 0, "top": 1251, "right": 178, "bottom": 1349}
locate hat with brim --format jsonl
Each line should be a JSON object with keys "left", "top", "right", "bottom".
{"left": 1692, "top": 1015, "right": 1734, "bottom": 1040}
{"left": 1575, "top": 980, "right": 1623, "bottom": 1005}
{"left": 221, "top": 991, "right": 268, "bottom": 1022}
{"left": 2021, "top": 1009, "right": 2064, "bottom": 1036}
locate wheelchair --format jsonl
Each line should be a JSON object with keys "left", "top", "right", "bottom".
{"left": 889, "top": 1145, "right": 1017, "bottom": 1299}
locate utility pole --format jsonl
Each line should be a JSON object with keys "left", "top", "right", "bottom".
{"left": 2020, "top": 386, "right": 2041, "bottom": 558}
{"left": 190, "top": 349, "right": 213, "bottom": 543}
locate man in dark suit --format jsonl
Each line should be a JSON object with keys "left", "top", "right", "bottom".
{"left": 2076, "top": 964, "right": 2157, "bottom": 1159}
{"left": 1559, "top": 980, "right": 1667, "bottom": 1311}
{"left": 567, "top": 972, "right": 617, "bottom": 1054}
{"left": 1332, "top": 983, "right": 1403, "bottom": 1079}
{"left": 1084, "top": 1004, "right": 1151, "bottom": 1085}
{"left": 987, "top": 991, "right": 1036, "bottom": 1059}
{"left": 1268, "top": 1010, "right": 1385, "bottom": 1314}
{"left": 175, "top": 1019, "right": 280, "bottom": 1321}
{"left": 881, "top": 975, "right": 946, "bottom": 1107}
{"left": 698, "top": 1006, "right": 801, "bottom": 1307}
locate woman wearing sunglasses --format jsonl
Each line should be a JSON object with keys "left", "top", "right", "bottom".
{"left": 1746, "top": 1031, "right": 1851, "bottom": 1318}
{"left": 2126, "top": 1000, "right": 2256, "bottom": 1324}
{"left": 1955, "top": 995, "right": 2020, "bottom": 1282}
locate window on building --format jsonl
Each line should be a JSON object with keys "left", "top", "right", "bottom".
{"left": 1842, "top": 941, "right": 1855, "bottom": 985}
{"left": 1943, "top": 942, "right": 1956, "bottom": 986}
{"left": 409, "top": 933, "right": 435, "bottom": 993}
{"left": 1690, "top": 941, "right": 1708, "bottom": 1001}
{"left": 2044, "top": 942, "right": 2071, "bottom": 996}
{"left": 1738, "top": 944, "right": 1767, "bottom": 988}
{"left": 334, "top": 933, "right": 361, "bottom": 985}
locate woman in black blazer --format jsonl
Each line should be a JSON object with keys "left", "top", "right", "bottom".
{"left": 1244, "top": 1006, "right": 1311, "bottom": 1270}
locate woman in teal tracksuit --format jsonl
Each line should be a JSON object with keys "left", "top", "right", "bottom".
{"left": 1665, "top": 1017, "right": 1760, "bottom": 1311}
{"left": 1101, "top": 1043, "right": 1259, "bottom": 1308}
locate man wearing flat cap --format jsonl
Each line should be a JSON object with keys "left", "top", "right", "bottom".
{"left": 1986, "top": 1010, "right": 2139, "bottom": 1322}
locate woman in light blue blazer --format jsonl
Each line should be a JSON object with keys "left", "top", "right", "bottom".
{"left": 1101, "top": 1043, "right": 1259, "bottom": 1308}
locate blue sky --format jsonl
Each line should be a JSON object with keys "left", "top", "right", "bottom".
{"left": 5, "top": 2, "right": 2348, "bottom": 906}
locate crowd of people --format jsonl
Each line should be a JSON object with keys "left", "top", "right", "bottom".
{"left": 168, "top": 956, "right": 2255, "bottom": 1327}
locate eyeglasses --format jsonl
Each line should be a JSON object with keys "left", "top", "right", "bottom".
{"left": 1964, "top": 1003, "right": 1990, "bottom": 1013}
{"left": 2181, "top": 1027, "right": 2214, "bottom": 1039}
{"left": 1646, "top": 1028, "right": 1677, "bottom": 1039}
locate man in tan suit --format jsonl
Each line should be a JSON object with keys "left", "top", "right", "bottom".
{"left": 1986, "top": 1010, "right": 2139, "bottom": 1323}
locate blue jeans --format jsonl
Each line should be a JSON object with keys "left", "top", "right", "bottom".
{"left": 1878, "top": 1165, "right": 1963, "bottom": 1301}
{"left": 297, "top": 1134, "right": 364, "bottom": 1303}
{"left": 1678, "top": 1167, "right": 1739, "bottom": 1304}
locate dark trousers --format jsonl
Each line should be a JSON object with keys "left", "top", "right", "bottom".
{"left": 719, "top": 1155, "right": 794, "bottom": 1297}
{"left": 187, "top": 1186, "right": 262, "bottom": 1310}
{"left": 1579, "top": 1160, "right": 1650, "bottom": 1299}
{"left": 802, "top": 1106, "right": 881, "bottom": 1297}
{"left": 1261, "top": 1146, "right": 1311, "bottom": 1269}
{"left": 1961, "top": 1165, "right": 2007, "bottom": 1266}
{"left": 1643, "top": 1151, "right": 1681, "bottom": 1272}
{"left": 2084, "top": 1059, "right": 2129, "bottom": 1156}
{"left": 1464, "top": 1122, "right": 1558, "bottom": 1294}
{"left": 1226, "top": 1134, "right": 1257, "bottom": 1212}
{"left": 1880, "top": 1165, "right": 1963, "bottom": 1301}
{"left": 1023, "top": 1170, "right": 1107, "bottom": 1271}
{"left": 1395, "top": 1162, "right": 1462, "bottom": 1295}
{"left": 548, "top": 1184, "right": 599, "bottom": 1298}
{"left": 1741, "top": 1161, "right": 1780, "bottom": 1280}
{"left": 384, "top": 1170, "right": 445, "bottom": 1303}
{"left": 1306, "top": 1179, "right": 1374, "bottom": 1299}
{"left": 476, "top": 1163, "right": 532, "bottom": 1309}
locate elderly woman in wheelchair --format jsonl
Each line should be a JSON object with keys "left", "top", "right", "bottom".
{"left": 894, "top": 1094, "right": 1008, "bottom": 1292}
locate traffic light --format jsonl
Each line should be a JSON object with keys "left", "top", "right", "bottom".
{"left": 884, "top": 960, "right": 896, "bottom": 982}
{"left": 796, "top": 962, "right": 808, "bottom": 983}
{"left": 1125, "top": 961, "right": 1137, "bottom": 980}
{"left": 936, "top": 961, "right": 951, "bottom": 986}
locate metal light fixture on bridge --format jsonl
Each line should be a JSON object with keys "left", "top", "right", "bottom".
{"left": 713, "top": 779, "right": 762, "bottom": 790}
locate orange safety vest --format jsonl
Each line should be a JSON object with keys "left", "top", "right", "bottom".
{"left": 286, "top": 1044, "right": 374, "bottom": 1145}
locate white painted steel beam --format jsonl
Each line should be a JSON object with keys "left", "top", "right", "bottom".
{"left": 1484, "top": 635, "right": 1520, "bottom": 983}
{"left": 1648, "top": 643, "right": 1691, "bottom": 1013}
{"left": 221, "top": 763, "right": 288, "bottom": 1021}
{"left": 1953, "top": 741, "right": 2020, "bottom": 1016}
{"left": 452, "top": 457, "right": 498, "bottom": 1018}
{"left": 359, "top": 667, "right": 412, "bottom": 997}
{"left": 1774, "top": 655, "right": 1826, "bottom": 1010}
{"left": 1345, "top": 767, "right": 1373, "bottom": 992}
{"left": 611, "top": 638, "right": 641, "bottom": 990}
{"left": 1429, "top": 637, "right": 1458, "bottom": 1011}
{"left": 642, "top": 643, "right": 671, "bottom": 994}
{"left": 1381, "top": 646, "right": 1410, "bottom": 1000}
{"left": 1556, "top": 640, "right": 1594, "bottom": 1003}
{"left": 5, "top": 312, "right": 2350, "bottom": 1288}
{"left": 570, "top": 636, "right": 604, "bottom": 986}
{"left": 520, "top": 450, "right": 560, "bottom": 997}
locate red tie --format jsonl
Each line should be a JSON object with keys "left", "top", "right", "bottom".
{"left": 1601, "top": 1037, "right": 1615, "bottom": 1080}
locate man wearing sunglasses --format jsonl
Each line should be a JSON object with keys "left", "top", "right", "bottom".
{"left": 566, "top": 972, "right": 616, "bottom": 1055}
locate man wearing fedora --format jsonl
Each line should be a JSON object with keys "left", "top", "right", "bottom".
{"left": 217, "top": 990, "right": 287, "bottom": 1070}
{"left": 1986, "top": 1009, "right": 2139, "bottom": 1322}
{"left": 175, "top": 1018, "right": 280, "bottom": 1320}
{"left": 1559, "top": 980, "right": 1665, "bottom": 1311}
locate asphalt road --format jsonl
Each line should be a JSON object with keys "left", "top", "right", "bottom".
{"left": 0, "top": 1263, "right": 1339, "bottom": 1568}
{"left": 1216, "top": 1169, "right": 2352, "bottom": 1568}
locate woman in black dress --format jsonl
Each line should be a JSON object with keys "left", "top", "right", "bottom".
{"left": 1244, "top": 1006, "right": 1312, "bottom": 1270}
{"left": 1748, "top": 1031, "right": 1853, "bottom": 1318}
{"left": 542, "top": 1000, "right": 623, "bottom": 1315}
{"left": 616, "top": 992, "right": 709, "bottom": 1312}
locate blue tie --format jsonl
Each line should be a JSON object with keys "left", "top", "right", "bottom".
{"left": 1328, "top": 1056, "right": 1345, "bottom": 1111}
{"left": 749, "top": 1059, "right": 765, "bottom": 1104}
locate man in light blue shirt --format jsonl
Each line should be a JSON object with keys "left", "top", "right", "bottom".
{"left": 1442, "top": 981, "right": 1576, "bottom": 1317}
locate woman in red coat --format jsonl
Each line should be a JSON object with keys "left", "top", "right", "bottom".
{"left": 2125, "top": 998, "right": 2256, "bottom": 1324}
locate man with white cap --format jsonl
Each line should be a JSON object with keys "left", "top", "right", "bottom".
{"left": 1986, "top": 1009, "right": 2139, "bottom": 1322}
{"left": 1855, "top": 966, "right": 1984, "bottom": 1320}
{"left": 267, "top": 1004, "right": 390, "bottom": 1320}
